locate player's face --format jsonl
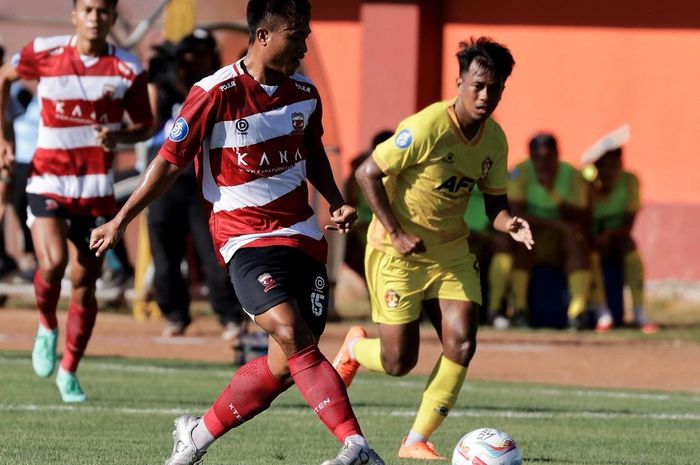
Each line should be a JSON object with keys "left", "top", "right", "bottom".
{"left": 263, "top": 17, "right": 310, "bottom": 75}
{"left": 530, "top": 144, "right": 559, "bottom": 186}
{"left": 457, "top": 61, "right": 505, "bottom": 122}
{"left": 595, "top": 150, "right": 622, "bottom": 188}
{"left": 72, "top": 0, "right": 117, "bottom": 43}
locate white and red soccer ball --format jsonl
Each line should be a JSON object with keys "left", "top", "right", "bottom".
{"left": 452, "top": 428, "right": 522, "bottom": 465}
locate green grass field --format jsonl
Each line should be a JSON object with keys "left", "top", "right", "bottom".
{"left": 1, "top": 350, "right": 699, "bottom": 465}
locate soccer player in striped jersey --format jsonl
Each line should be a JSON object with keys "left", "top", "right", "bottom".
{"left": 333, "top": 38, "right": 533, "bottom": 460}
{"left": 0, "top": 0, "right": 153, "bottom": 403}
{"left": 90, "top": 1, "right": 385, "bottom": 464}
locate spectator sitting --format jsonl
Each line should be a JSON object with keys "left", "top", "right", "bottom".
{"left": 582, "top": 125, "right": 659, "bottom": 334}
{"left": 507, "top": 133, "right": 609, "bottom": 330}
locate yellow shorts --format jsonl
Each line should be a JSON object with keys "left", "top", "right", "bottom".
{"left": 364, "top": 246, "right": 482, "bottom": 325}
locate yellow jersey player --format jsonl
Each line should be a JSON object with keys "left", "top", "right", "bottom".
{"left": 582, "top": 126, "right": 659, "bottom": 334}
{"left": 332, "top": 37, "right": 533, "bottom": 460}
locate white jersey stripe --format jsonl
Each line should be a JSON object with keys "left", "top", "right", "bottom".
{"left": 33, "top": 35, "right": 71, "bottom": 53}
{"left": 209, "top": 98, "right": 317, "bottom": 149}
{"left": 26, "top": 172, "right": 114, "bottom": 199}
{"left": 37, "top": 123, "right": 121, "bottom": 150}
{"left": 211, "top": 161, "right": 307, "bottom": 213}
{"left": 38, "top": 75, "right": 129, "bottom": 101}
{"left": 218, "top": 215, "right": 323, "bottom": 264}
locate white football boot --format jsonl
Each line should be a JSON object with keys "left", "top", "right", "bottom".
{"left": 164, "top": 415, "right": 207, "bottom": 465}
{"left": 321, "top": 440, "right": 385, "bottom": 465}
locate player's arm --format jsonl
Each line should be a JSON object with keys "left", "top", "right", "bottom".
{"left": 355, "top": 156, "right": 424, "bottom": 255}
{"left": 0, "top": 61, "right": 21, "bottom": 169}
{"left": 305, "top": 137, "right": 356, "bottom": 234}
{"left": 90, "top": 156, "right": 182, "bottom": 256}
{"left": 95, "top": 72, "right": 155, "bottom": 151}
{"left": 485, "top": 193, "right": 534, "bottom": 250}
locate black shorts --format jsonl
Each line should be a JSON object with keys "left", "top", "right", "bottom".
{"left": 27, "top": 194, "right": 110, "bottom": 254}
{"left": 227, "top": 246, "right": 329, "bottom": 338}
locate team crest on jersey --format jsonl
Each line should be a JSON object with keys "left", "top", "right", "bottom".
{"left": 291, "top": 112, "right": 306, "bottom": 134}
{"left": 102, "top": 84, "right": 116, "bottom": 99}
{"left": 385, "top": 289, "right": 400, "bottom": 309}
{"left": 482, "top": 157, "right": 493, "bottom": 177}
{"left": 395, "top": 129, "right": 413, "bottom": 149}
{"left": 169, "top": 117, "right": 189, "bottom": 142}
{"left": 257, "top": 273, "right": 279, "bottom": 293}
{"left": 443, "top": 152, "right": 455, "bottom": 163}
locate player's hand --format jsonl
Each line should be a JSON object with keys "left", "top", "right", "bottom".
{"left": 325, "top": 204, "right": 357, "bottom": 234}
{"left": 390, "top": 230, "right": 426, "bottom": 255}
{"left": 93, "top": 125, "right": 117, "bottom": 152}
{"left": 507, "top": 216, "right": 534, "bottom": 250}
{"left": 0, "top": 136, "right": 15, "bottom": 170}
{"left": 89, "top": 218, "right": 126, "bottom": 257}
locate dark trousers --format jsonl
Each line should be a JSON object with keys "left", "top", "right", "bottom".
{"left": 11, "top": 162, "right": 33, "bottom": 254}
{"left": 147, "top": 173, "right": 242, "bottom": 327}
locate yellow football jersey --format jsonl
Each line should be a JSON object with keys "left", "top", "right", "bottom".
{"left": 368, "top": 99, "right": 509, "bottom": 262}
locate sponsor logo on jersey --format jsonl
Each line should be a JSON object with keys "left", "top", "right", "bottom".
{"left": 235, "top": 118, "right": 249, "bottom": 135}
{"left": 295, "top": 82, "right": 311, "bottom": 93}
{"left": 219, "top": 81, "right": 236, "bottom": 92}
{"left": 394, "top": 129, "right": 413, "bottom": 149}
{"left": 385, "top": 289, "right": 400, "bottom": 309}
{"left": 257, "top": 272, "right": 279, "bottom": 293}
{"left": 291, "top": 112, "right": 305, "bottom": 134}
{"left": 435, "top": 176, "right": 477, "bottom": 194}
{"left": 443, "top": 152, "right": 455, "bottom": 163}
{"left": 168, "top": 117, "right": 189, "bottom": 142}
{"left": 482, "top": 156, "right": 493, "bottom": 176}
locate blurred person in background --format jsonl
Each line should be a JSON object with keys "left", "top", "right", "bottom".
{"left": 145, "top": 29, "right": 245, "bottom": 341}
{"left": 504, "top": 134, "right": 608, "bottom": 330}
{"left": 582, "top": 126, "right": 658, "bottom": 334}
{"left": 343, "top": 129, "right": 393, "bottom": 280}
{"left": 0, "top": 45, "right": 19, "bottom": 279}
{"left": 0, "top": 0, "right": 153, "bottom": 402}
{"left": 334, "top": 38, "right": 532, "bottom": 460}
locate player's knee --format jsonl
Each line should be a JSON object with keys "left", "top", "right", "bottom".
{"left": 270, "top": 323, "right": 314, "bottom": 354}
{"left": 39, "top": 262, "right": 67, "bottom": 285}
{"left": 445, "top": 337, "right": 477, "bottom": 366}
{"left": 381, "top": 352, "right": 418, "bottom": 376}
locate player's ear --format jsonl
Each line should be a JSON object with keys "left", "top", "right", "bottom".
{"left": 456, "top": 77, "right": 463, "bottom": 89}
{"left": 256, "top": 27, "right": 270, "bottom": 46}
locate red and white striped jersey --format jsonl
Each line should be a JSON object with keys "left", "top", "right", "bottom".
{"left": 13, "top": 35, "right": 152, "bottom": 216}
{"left": 159, "top": 59, "right": 327, "bottom": 265}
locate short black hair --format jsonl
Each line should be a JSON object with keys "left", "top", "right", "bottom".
{"left": 246, "top": 0, "right": 311, "bottom": 42}
{"left": 528, "top": 133, "right": 558, "bottom": 154}
{"left": 457, "top": 37, "right": 515, "bottom": 81}
{"left": 73, "top": 0, "right": 118, "bottom": 7}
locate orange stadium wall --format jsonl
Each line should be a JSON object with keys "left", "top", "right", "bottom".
{"left": 2, "top": 1, "right": 699, "bottom": 281}
{"left": 311, "top": 0, "right": 700, "bottom": 282}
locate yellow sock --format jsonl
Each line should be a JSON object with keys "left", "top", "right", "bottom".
{"left": 589, "top": 252, "right": 607, "bottom": 308}
{"left": 412, "top": 356, "right": 468, "bottom": 438}
{"left": 353, "top": 338, "right": 386, "bottom": 373}
{"left": 624, "top": 250, "right": 645, "bottom": 309}
{"left": 511, "top": 269, "right": 530, "bottom": 311}
{"left": 488, "top": 253, "right": 513, "bottom": 312}
{"left": 567, "top": 269, "right": 591, "bottom": 319}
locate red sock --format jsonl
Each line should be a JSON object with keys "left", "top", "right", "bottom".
{"left": 60, "top": 301, "right": 97, "bottom": 372}
{"left": 34, "top": 271, "right": 61, "bottom": 330}
{"left": 203, "top": 355, "right": 286, "bottom": 438}
{"left": 288, "top": 345, "right": 362, "bottom": 443}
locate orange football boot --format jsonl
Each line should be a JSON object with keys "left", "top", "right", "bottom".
{"left": 398, "top": 437, "right": 447, "bottom": 461}
{"left": 331, "top": 326, "right": 367, "bottom": 388}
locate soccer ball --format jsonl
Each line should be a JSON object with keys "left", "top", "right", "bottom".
{"left": 452, "top": 428, "right": 522, "bottom": 465}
